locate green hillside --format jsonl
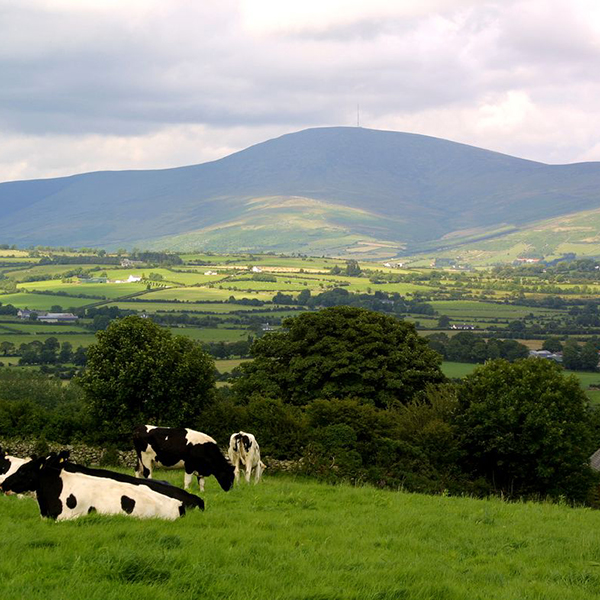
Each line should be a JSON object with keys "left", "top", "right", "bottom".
{"left": 406, "top": 207, "right": 600, "bottom": 266}
{"left": 2, "top": 474, "right": 600, "bottom": 600}
{"left": 2, "top": 127, "right": 600, "bottom": 258}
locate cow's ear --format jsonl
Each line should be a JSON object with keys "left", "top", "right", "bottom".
{"left": 57, "top": 450, "right": 70, "bottom": 463}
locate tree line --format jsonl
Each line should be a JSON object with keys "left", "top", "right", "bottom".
{"left": 0, "top": 310, "right": 597, "bottom": 506}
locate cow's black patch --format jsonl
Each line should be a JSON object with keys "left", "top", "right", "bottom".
{"left": 0, "top": 447, "right": 10, "bottom": 476}
{"left": 178, "top": 504, "right": 186, "bottom": 517}
{"left": 66, "top": 493, "right": 77, "bottom": 509}
{"left": 38, "top": 469, "right": 64, "bottom": 520}
{"left": 121, "top": 495, "right": 136, "bottom": 514}
{"left": 143, "top": 466, "right": 150, "bottom": 478}
{"left": 132, "top": 424, "right": 234, "bottom": 494}
{"left": 88, "top": 506, "right": 96, "bottom": 514}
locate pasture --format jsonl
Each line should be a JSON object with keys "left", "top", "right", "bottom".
{"left": 0, "top": 293, "right": 96, "bottom": 310}
{"left": 1, "top": 473, "right": 600, "bottom": 600}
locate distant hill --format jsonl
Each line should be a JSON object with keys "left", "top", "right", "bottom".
{"left": 2, "top": 127, "right": 600, "bottom": 259}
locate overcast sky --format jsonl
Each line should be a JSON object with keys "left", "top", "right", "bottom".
{"left": 2, "top": 0, "right": 600, "bottom": 181}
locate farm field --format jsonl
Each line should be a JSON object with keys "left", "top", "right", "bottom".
{"left": 18, "top": 281, "right": 148, "bottom": 299}
{"left": 145, "top": 287, "right": 276, "bottom": 302}
{"left": 2, "top": 474, "right": 600, "bottom": 600}
{"left": 167, "top": 327, "right": 250, "bottom": 342}
{"left": 430, "top": 300, "right": 566, "bottom": 319}
{"left": 0, "top": 333, "right": 98, "bottom": 349}
{"left": 0, "top": 322, "right": 90, "bottom": 334}
{"left": 215, "top": 358, "right": 251, "bottom": 372}
{"left": 0, "top": 293, "right": 97, "bottom": 310}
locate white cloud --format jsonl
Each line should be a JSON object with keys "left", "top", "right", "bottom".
{"left": 1, "top": 0, "right": 600, "bottom": 179}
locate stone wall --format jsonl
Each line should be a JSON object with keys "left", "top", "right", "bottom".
{"left": 0, "top": 438, "right": 137, "bottom": 468}
{"left": 0, "top": 438, "right": 301, "bottom": 473}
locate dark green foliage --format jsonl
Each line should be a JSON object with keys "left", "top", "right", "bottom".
{"left": 78, "top": 316, "right": 216, "bottom": 444}
{"left": 233, "top": 306, "right": 445, "bottom": 408}
{"left": 563, "top": 340, "right": 599, "bottom": 371}
{"left": 0, "top": 371, "right": 86, "bottom": 442}
{"left": 300, "top": 391, "right": 466, "bottom": 494}
{"left": 428, "top": 332, "right": 529, "bottom": 364}
{"left": 542, "top": 337, "right": 563, "bottom": 353}
{"left": 456, "top": 358, "right": 598, "bottom": 502}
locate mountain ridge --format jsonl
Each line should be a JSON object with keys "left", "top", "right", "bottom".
{"left": 2, "top": 126, "right": 600, "bottom": 258}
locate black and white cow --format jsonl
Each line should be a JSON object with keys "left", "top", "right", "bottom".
{"left": 133, "top": 425, "right": 234, "bottom": 492}
{"left": 0, "top": 446, "right": 30, "bottom": 490}
{"left": 228, "top": 432, "right": 265, "bottom": 484}
{"left": 0, "top": 451, "right": 204, "bottom": 521}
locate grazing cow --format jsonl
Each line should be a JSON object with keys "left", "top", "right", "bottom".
{"left": 133, "top": 425, "right": 234, "bottom": 492}
{"left": 228, "top": 432, "right": 265, "bottom": 484}
{"left": 0, "top": 451, "right": 204, "bottom": 521}
{"left": 0, "top": 446, "right": 30, "bottom": 489}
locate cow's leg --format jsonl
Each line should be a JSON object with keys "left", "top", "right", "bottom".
{"left": 184, "top": 471, "right": 193, "bottom": 490}
{"left": 197, "top": 476, "right": 205, "bottom": 492}
{"left": 244, "top": 461, "right": 252, "bottom": 484}
{"left": 254, "top": 460, "right": 263, "bottom": 484}
{"left": 232, "top": 457, "right": 241, "bottom": 483}
{"left": 136, "top": 452, "right": 153, "bottom": 479}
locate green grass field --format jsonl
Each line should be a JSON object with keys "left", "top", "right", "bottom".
{"left": 2, "top": 473, "right": 600, "bottom": 600}
{"left": 168, "top": 327, "right": 250, "bottom": 342}
{"left": 0, "top": 333, "right": 98, "bottom": 349}
{"left": 431, "top": 301, "right": 565, "bottom": 319}
{"left": 146, "top": 287, "right": 275, "bottom": 302}
{"left": 18, "top": 281, "right": 148, "bottom": 299}
{"left": 215, "top": 358, "right": 251, "bottom": 372}
{"left": 0, "top": 292, "right": 97, "bottom": 310}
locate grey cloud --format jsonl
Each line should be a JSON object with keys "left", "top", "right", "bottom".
{"left": 0, "top": 0, "right": 600, "bottom": 178}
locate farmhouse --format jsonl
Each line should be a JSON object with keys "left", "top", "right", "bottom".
{"left": 38, "top": 313, "right": 79, "bottom": 323}
{"left": 120, "top": 258, "right": 144, "bottom": 267}
{"left": 528, "top": 350, "right": 562, "bottom": 363}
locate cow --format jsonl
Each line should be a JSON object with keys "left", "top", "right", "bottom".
{"left": 0, "top": 450, "right": 204, "bottom": 521}
{"left": 228, "top": 431, "right": 265, "bottom": 484}
{"left": 133, "top": 425, "right": 234, "bottom": 492}
{"left": 0, "top": 446, "right": 31, "bottom": 490}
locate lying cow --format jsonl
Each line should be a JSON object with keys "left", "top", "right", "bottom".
{"left": 133, "top": 425, "right": 234, "bottom": 492}
{"left": 0, "top": 446, "right": 32, "bottom": 496}
{"left": 0, "top": 451, "right": 204, "bottom": 521}
{"left": 228, "top": 432, "right": 265, "bottom": 484}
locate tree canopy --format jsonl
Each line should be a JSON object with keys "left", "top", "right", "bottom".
{"left": 232, "top": 306, "right": 445, "bottom": 408}
{"left": 78, "top": 316, "right": 216, "bottom": 443}
{"left": 456, "top": 358, "right": 597, "bottom": 502}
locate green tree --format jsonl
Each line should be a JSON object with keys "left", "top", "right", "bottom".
{"left": 233, "top": 306, "right": 445, "bottom": 408}
{"left": 542, "top": 337, "right": 563, "bottom": 353}
{"left": 78, "top": 316, "right": 216, "bottom": 443}
{"left": 456, "top": 358, "right": 597, "bottom": 502}
{"left": 579, "top": 341, "right": 599, "bottom": 371}
{"left": 58, "top": 342, "right": 73, "bottom": 364}
{"left": 344, "top": 260, "right": 362, "bottom": 277}
{"left": 0, "top": 341, "right": 15, "bottom": 356}
{"left": 437, "top": 315, "right": 450, "bottom": 328}
{"left": 562, "top": 340, "right": 582, "bottom": 370}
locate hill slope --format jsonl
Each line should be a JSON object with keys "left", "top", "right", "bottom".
{"left": 2, "top": 127, "right": 600, "bottom": 257}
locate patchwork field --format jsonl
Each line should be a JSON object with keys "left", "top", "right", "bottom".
{"left": 2, "top": 473, "right": 600, "bottom": 600}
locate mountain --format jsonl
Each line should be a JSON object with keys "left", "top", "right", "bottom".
{"left": 2, "top": 126, "right": 600, "bottom": 259}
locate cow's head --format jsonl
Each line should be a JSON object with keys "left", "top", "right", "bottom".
{"left": 0, "top": 446, "right": 9, "bottom": 477}
{"left": 0, "top": 451, "right": 70, "bottom": 494}
{"left": 0, "top": 455, "right": 44, "bottom": 494}
{"left": 215, "top": 460, "right": 235, "bottom": 492}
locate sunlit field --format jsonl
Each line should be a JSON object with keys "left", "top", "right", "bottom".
{"left": 2, "top": 473, "right": 600, "bottom": 600}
